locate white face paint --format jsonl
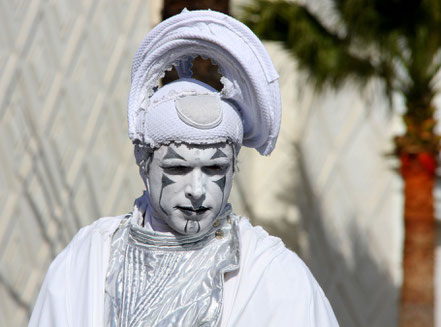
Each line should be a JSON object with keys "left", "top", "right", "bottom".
{"left": 146, "top": 143, "right": 234, "bottom": 235}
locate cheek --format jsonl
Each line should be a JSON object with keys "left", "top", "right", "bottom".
{"left": 146, "top": 173, "right": 162, "bottom": 200}
{"left": 147, "top": 168, "right": 175, "bottom": 206}
{"left": 160, "top": 183, "right": 182, "bottom": 201}
{"left": 153, "top": 173, "right": 188, "bottom": 205}
{"left": 210, "top": 173, "right": 234, "bottom": 203}
{"left": 222, "top": 176, "right": 234, "bottom": 200}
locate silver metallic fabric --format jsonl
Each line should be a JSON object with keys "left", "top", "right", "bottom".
{"left": 104, "top": 209, "right": 240, "bottom": 326}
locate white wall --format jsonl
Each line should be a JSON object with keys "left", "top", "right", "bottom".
{"left": 0, "top": 1, "right": 157, "bottom": 325}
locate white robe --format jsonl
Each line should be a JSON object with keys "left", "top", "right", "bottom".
{"left": 29, "top": 216, "right": 339, "bottom": 326}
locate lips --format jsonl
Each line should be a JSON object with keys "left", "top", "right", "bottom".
{"left": 176, "top": 206, "right": 210, "bottom": 216}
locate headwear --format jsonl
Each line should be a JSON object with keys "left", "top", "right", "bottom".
{"left": 142, "top": 78, "right": 243, "bottom": 148}
{"left": 128, "top": 9, "right": 281, "bottom": 155}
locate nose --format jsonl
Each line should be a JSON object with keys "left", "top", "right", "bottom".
{"left": 185, "top": 169, "right": 206, "bottom": 203}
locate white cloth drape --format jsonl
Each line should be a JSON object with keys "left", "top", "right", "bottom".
{"left": 29, "top": 216, "right": 339, "bottom": 327}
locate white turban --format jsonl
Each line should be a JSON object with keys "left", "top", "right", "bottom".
{"left": 128, "top": 9, "right": 281, "bottom": 155}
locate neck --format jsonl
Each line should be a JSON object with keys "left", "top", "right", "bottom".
{"left": 144, "top": 209, "right": 174, "bottom": 233}
{"left": 134, "top": 191, "right": 174, "bottom": 233}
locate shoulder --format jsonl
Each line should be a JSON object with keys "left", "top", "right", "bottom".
{"left": 234, "top": 216, "right": 302, "bottom": 275}
{"left": 71, "top": 215, "right": 126, "bottom": 243}
{"left": 44, "top": 214, "right": 127, "bottom": 288}
{"left": 235, "top": 216, "right": 287, "bottom": 258}
{"left": 29, "top": 215, "right": 126, "bottom": 326}
{"left": 61, "top": 215, "right": 125, "bottom": 265}
{"left": 233, "top": 216, "right": 314, "bottom": 291}
{"left": 44, "top": 214, "right": 125, "bottom": 280}
{"left": 222, "top": 215, "right": 339, "bottom": 327}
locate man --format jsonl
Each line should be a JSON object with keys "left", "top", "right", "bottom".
{"left": 29, "top": 10, "right": 338, "bottom": 326}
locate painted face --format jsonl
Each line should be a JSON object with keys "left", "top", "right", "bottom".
{"left": 146, "top": 143, "right": 234, "bottom": 235}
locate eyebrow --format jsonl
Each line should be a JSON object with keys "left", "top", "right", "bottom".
{"left": 210, "top": 149, "right": 228, "bottom": 159}
{"left": 163, "top": 147, "right": 186, "bottom": 161}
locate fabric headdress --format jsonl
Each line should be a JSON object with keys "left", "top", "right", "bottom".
{"left": 128, "top": 9, "right": 282, "bottom": 155}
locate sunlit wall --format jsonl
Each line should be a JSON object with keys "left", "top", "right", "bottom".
{"left": 0, "top": 1, "right": 158, "bottom": 325}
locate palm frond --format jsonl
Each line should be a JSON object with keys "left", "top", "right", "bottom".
{"left": 241, "top": 0, "right": 377, "bottom": 89}
{"left": 335, "top": 0, "right": 427, "bottom": 41}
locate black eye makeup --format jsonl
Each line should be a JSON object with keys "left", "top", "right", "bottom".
{"left": 202, "top": 164, "right": 230, "bottom": 175}
{"left": 161, "top": 165, "right": 193, "bottom": 175}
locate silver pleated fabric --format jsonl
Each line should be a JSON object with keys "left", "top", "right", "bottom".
{"left": 104, "top": 211, "right": 240, "bottom": 327}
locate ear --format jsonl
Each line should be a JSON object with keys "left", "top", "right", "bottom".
{"left": 231, "top": 143, "right": 239, "bottom": 173}
{"left": 134, "top": 144, "right": 153, "bottom": 188}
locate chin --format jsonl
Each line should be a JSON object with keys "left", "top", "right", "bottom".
{"left": 170, "top": 218, "right": 214, "bottom": 236}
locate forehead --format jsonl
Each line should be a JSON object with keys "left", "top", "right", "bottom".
{"left": 154, "top": 143, "right": 233, "bottom": 161}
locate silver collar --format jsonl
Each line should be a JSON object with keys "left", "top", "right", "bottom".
{"left": 104, "top": 201, "right": 240, "bottom": 326}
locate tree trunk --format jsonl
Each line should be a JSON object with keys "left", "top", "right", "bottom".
{"left": 400, "top": 152, "right": 436, "bottom": 327}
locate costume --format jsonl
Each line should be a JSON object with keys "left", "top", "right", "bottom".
{"left": 29, "top": 9, "right": 338, "bottom": 326}
{"left": 29, "top": 203, "right": 338, "bottom": 326}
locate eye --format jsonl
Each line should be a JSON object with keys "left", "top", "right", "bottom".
{"left": 202, "top": 164, "right": 229, "bottom": 175}
{"left": 162, "top": 166, "right": 192, "bottom": 175}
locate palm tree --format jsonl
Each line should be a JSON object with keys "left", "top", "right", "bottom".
{"left": 241, "top": 1, "right": 441, "bottom": 326}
